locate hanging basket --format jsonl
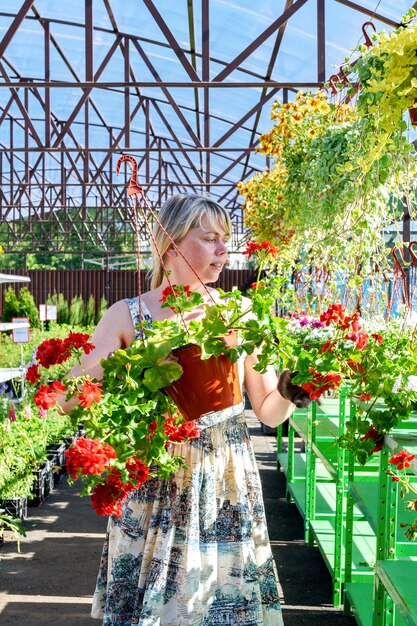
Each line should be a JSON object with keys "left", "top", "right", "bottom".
{"left": 165, "top": 332, "right": 242, "bottom": 421}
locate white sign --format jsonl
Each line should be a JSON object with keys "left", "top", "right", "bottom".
{"left": 39, "top": 304, "right": 57, "bottom": 321}
{"left": 47, "top": 305, "right": 57, "bottom": 321}
{"left": 11, "top": 317, "right": 30, "bottom": 343}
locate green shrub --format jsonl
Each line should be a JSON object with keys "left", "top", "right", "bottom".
{"left": 69, "top": 295, "right": 85, "bottom": 326}
{"left": 18, "top": 287, "right": 40, "bottom": 328}
{"left": 46, "top": 292, "right": 69, "bottom": 324}
{"left": 2, "top": 286, "right": 20, "bottom": 322}
{"left": 97, "top": 295, "right": 108, "bottom": 321}
{"left": 85, "top": 294, "right": 96, "bottom": 327}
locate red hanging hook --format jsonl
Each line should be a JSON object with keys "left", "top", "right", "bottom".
{"left": 409, "top": 241, "right": 417, "bottom": 267}
{"left": 361, "top": 21, "right": 376, "bottom": 48}
{"left": 338, "top": 65, "right": 350, "bottom": 86}
{"left": 391, "top": 245, "right": 407, "bottom": 279}
{"left": 116, "top": 154, "right": 143, "bottom": 196}
{"left": 328, "top": 75, "right": 340, "bottom": 95}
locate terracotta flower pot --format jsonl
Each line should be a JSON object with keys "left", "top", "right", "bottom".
{"left": 165, "top": 332, "right": 242, "bottom": 421}
{"left": 409, "top": 99, "right": 417, "bottom": 125}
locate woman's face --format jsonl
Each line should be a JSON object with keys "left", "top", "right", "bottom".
{"left": 167, "top": 215, "right": 230, "bottom": 287}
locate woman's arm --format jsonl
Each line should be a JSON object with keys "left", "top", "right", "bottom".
{"left": 57, "top": 300, "right": 134, "bottom": 413}
{"left": 243, "top": 351, "right": 295, "bottom": 428}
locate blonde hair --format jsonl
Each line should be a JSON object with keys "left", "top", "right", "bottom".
{"left": 149, "top": 194, "right": 232, "bottom": 289}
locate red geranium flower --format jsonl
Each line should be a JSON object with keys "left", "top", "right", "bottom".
{"left": 78, "top": 380, "right": 103, "bottom": 408}
{"left": 389, "top": 450, "right": 415, "bottom": 471}
{"left": 319, "top": 304, "right": 346, "bottom": 327}
{"left": 90, "top": 479, "right": 125, "bottom": 518}
{"left": 148, "top": 421, "right": 158, "bottom": 439}
{"left": 65, "top": 437, "right": 117, "bottom": 479}
{"left": 320, "top": 341, "right": 334, "bottom": 354}
{"left": 160, "top": 284, "right": 192, "bottom": 303}
{"left": 35, "top": 338, "right": 72, "bottom": 368}
{"left": 125, "top": 456, "right": 149, "bottom": 487}
{"left": 50, "top": 380, "right": 66, "bottom": 393}
{"left": 360, "top": 424, "right": 383, "bottom": 453}
{"left": 300, "top": 369, "right": 342, "bottom": 400}
{"left": 345, "top": 330, "right": 369, "bottom": 350}
{"left": 26, "top": 364, "right": 40, "bottom": 384}
{"left": 242, "top": 240, "right": 280, "bottom": 259}
{"left": 347, "top": 359, "right": 365, "bottom": 375}
{"left": 33, "top": 384, "right": 59, "bottom": 410}
{"left": 164, "top": 416, "right": 201, "bottom": 442}
{"left": 64, "top": 331, "right": 95, "bottom": 355}
{"left": 371, "top": 333, "right": 383, "bottom": 344}
{"left": 90, "top": 466, "right": 141, "bottom": 517}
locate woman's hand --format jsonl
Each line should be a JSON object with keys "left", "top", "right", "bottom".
{"left": 277, "top": 369, "right": 318, "bottom": 408}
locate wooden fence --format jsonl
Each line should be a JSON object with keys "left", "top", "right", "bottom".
{"left": 0, "top": 269, "right": 257, "bottom": 318}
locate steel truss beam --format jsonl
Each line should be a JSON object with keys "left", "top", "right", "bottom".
{"left": 0, "top": 1, "right": 399, "bottom": 259}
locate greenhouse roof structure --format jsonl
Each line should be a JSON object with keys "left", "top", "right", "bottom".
{"left": 0, "top": 0, "right": 415, "bottom": 260}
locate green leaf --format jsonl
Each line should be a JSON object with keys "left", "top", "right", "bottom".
{"left": 143, "top": 361, "right": 183, "bottom": 392}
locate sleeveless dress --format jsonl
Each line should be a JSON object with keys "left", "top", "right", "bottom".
{"left": 91, "top": 297, "right": 284, "bottom": 626}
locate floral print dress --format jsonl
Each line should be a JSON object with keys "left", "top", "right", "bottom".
{"left": 91, "top": 297, "right": 284, "bottom": 626}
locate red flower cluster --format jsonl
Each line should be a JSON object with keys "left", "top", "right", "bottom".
{"left": 90, "top": 456, "right": 150, "bottom": 517}
{"left": 66, "top": 331, "right": 95, "bottom": 353}
{"left": 164, "top": 416, "right": 200, "bottom": 442}
{"left": 346, "top": 359, "right": 365, "bottom": 375}
{"left": 148, "top": 421, "right": 158, "bottom": 438}
{"left": 345, "top": 330, "right": 369, "bottom": 350}
{"left": 160, "top": 284, "right": 192, "bottom": 303}
{"left": 33, "top": 380, "right": 66, "bottom": 410}
{"left": 78, "top": 380, "right": 103, "bottom": 408}
{"left": 243, "top": 240, "right": 280, "bottom": 259}
{"left": 371, "top": 333, "right": 383, "bottom": 344}
{"left": 301, "top": 368, "right": 342, "bottom": 400}
{"left": 26, "top": 364, "right": 41, "bottom": 384}
{"left": 320, "top": 341, "right": 334, "bottom": 354}
{"left": 360, "top": 424, "right": 383, "bottom": 454}
{"left": 389, "top": 450, "right": 415, "bottom": 471}
{"left": 90, "top": 473, "right": 125, "bottom": 517}
{"left": 35, "top": 332, "right": 95, "bottom": 369}
{"left": 36, "top": 338, "right": 71, "bottom": 368}
{"left": 320, "top": 305, "right": 371, "bottom": 350}
{"left": 65, "top": 437, "right": 117, "bottom": 479}
{"left": 250, "top": 280, "right": 270, "bottom": 291}
{"left": 125, "top": 456, "right": 150, "bottom": 485}
{"left": 320, "top": 304, "right": 347, "bottom": 327}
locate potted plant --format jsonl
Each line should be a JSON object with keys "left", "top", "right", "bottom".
{"left": 348, "top": 8, "right": 417, "bottom": 165}
{"left": 0, "top": 508, "right": 26, "bottom": 552}
{"left": 25, "top": 243, "right": 285, "bottom": 516}
{"left": 0, "top": 393, "right": 73, "bottom": 507}
{"left": 270, "top": 303, "right": 417, "bottom": 464}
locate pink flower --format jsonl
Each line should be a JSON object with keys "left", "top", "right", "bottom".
{"left": 8, "top": 405, "right": 16, "bottom": 422}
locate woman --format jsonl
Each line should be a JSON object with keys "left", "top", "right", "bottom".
{"left": 62, "top": 194, "right": 310, "bottom": 626}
